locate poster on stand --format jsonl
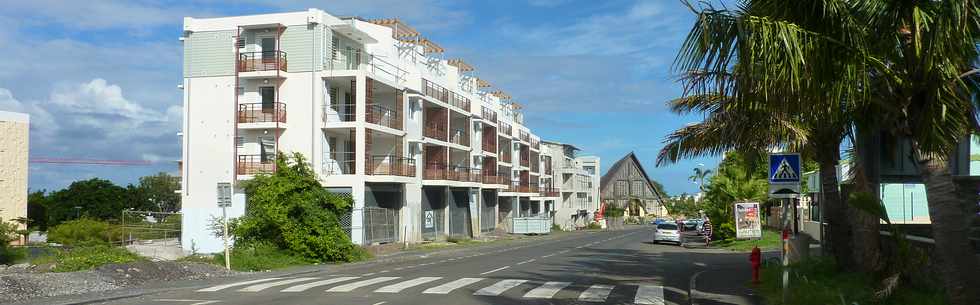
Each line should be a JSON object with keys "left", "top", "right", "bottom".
{"left": 735, "top": 202, "right": 762, "bottom": 239}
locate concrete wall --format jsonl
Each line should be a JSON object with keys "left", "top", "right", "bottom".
{"left": 0, "top": 111, "right": 29, "bottom": 245}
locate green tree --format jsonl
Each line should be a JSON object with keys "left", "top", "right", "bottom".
{"left": 27, "top": 190, "right": 49, "bottom": 231}
{"left": 234, "top": 152, "right": 363, "bottom": 262}
{"left": 46, "top": 178, "right": 129, "bottom": 227}
{"left": 689, "top": 167, "right": 712, "bottom": 192}
{"left": 133, "top": 172, "right": 181, "bottom": 212}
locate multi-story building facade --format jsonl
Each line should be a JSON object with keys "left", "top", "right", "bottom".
{"left": 541, "top": 142, "right": 600, "bottom": 230}
{"left": 180, "top": 9, "right": 568, "bottom": 253}
{"left": 0, "top": 111, "right": 28, "bottom": 245}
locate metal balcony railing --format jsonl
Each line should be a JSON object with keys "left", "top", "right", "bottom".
{"left": 448, "top": 92, "right": 470, "bottom": 111}
{"left": 327, "top": 48, "right": 407, "bottom": 84}
{"left": 450, "top": 128, "right": 469, "bottom": 146}
{"left": 323, "top": 154, "right": 355, "bottom": 176}
{"left": 323, "top": 103, "right": 355, "bottom": 122}
{"left": 237, "top": 155, "right": 274, "bottom": 175}
{"left": 539, "top": 186, "right": 559, "bottom": 197}
{"left": 238, "top": 51, "right": 287, "bottom": 72}
{"left": 520, "top": 155, "right": 530, "bottom": 167}
{"left": 422, "top": 79, "right": 448, "bottom": 103}
{"left": 239, "top": 103, "right": 286, "bottom": 124}
{"left": 424, "top": 123, "right": 447, "bottom": 141}
{"left": 424, "top": 163, "right": 448, "bottom": 180}
{"left": 366, "top": 104, "right": 400, "bottom": 130}
{"left": 531, "top": 139, "right": 540, "bottom": 150}
{"left": 519, "top": 130, "right": 530, "bottom": 142}
{"left": 499, "top": 122, "right": 512, "bottom": 136}
{"left": 367, "top": 156, "right": 416, "bottom": 177}
{"left": 481, "top": 106, "right": 497, "bottom": 123}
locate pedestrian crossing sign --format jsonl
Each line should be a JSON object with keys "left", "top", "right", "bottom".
{"left": 769, "top": 153, "right": 801, "bottom": 199}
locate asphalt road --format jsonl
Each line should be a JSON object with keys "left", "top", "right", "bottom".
{"left": 47, "top": 226, "right": 761, "bottom": 305}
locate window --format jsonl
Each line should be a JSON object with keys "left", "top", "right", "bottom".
{"left": 631, "top": 181, "right": 644, "bottom": 196}
{"left": 615, "top": 181, "right": 627, "bottom": 196}
{"left": 235, "top": 137, "right": 244, "bottom": 149}
{"left": 236, "top": 37, "right": 246, "bottom": 50}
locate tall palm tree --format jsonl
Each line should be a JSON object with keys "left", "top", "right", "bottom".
{"left": 662, "top": 1, "right": 980, "bottom": 303}
{"left": 688, "top": 167, "right": 713, "bottom": 192}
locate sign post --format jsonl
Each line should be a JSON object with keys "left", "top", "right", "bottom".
{"left": 734, "top": 202, "right": 761, "bottom": 239}
{"left": 768, "top": 153, "right": 800, "bottom": 305}
{"left": 217, "top": 182, "right": 232, "bottom": 270}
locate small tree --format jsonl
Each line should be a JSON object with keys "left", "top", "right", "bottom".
{"left": 235, "top": 152, "right": 363, "bottom": 262}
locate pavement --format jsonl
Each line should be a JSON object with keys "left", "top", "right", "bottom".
{"left": 14, "top": 226, "right": 762, "bottom": 305}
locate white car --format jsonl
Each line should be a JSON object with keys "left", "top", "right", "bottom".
{"left": 653, "top": 223, "right": 681, "bottom": 245}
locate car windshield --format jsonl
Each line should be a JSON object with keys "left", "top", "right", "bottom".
{"left": 657, "top": 224, "right": 678, "bottom": 230}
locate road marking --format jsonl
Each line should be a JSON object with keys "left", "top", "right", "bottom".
{"left": 375, "top": 277, "right": 442, "bottom": 293}
{"left": 542, "top": 254, "right": 554, "bottom": 258}
{"left": 479, "top": 266, "right": 510, "bottom": 275}
{"left": 473, "top": 279, "right": 527, "bottom": 296}
{"left": 689, "top": 270, "right": 708, "bottom": 305}
{"left": 281, "top": 277, "right": 359, "bottom": 292}
{"left": 578, "top": 284, "right": 615, "bottom": 302}
{"left": 239, "top": 277, "right": 319, "bottom": 292}
{"left": 364, "top": 273, "right": 377, "bottom": 276}
{"left": 372, "top": 302, "right": 386, "bottom": 305}
{"left": 422, "top": 278, "right": 484, "bottom": 294}
{"left": 394, "top": 267, "right": 405, "bottom": 271}
{"left": 197, "top": 278, "right": 285, "bottom": 292}
{"left": 634, "top": 285, "right": 665, "bottom": 305}
{"left": 516, "top": 259, "right": 536, "bottom": 265}
{"left": 153, "top": 300, "right": 221, "bottom": 305}
{"left": 327, "top": 277, "right": 400, "bottom": 292}
{"left": 523, "top": 281, "right": 571, "bottom": 298}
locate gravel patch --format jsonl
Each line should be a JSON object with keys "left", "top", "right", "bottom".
{"left": 0, "top": 261, "right": 234, "bottom": 303}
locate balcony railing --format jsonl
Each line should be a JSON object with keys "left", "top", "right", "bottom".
{"left": 500, "top": 150, "right": 512, "bottom": 163}
{"left": 482, "top": 174, "right": 506, "bottom": 185}
{"left": 519, "top": 130, "right": 530, "bottom": 142}
{"left": 367, "top": 156, "right": 416, "bottom": 177}
{"left": 539, "top": 186, "right": 559, "bottom": 197}
{"left": 323, "top": 153, "right": 356, "bottom": 176}
{"left": 424, "top": 163, "right": 448, "bottom": 180}
{"left": 324, "top": 103, "right": 355, "bottom": 122}
{"left": 482, "top": 135, "right": 497, "bottom": 153}
{"left": 499, "top": 122, "right": 512, "bottom": 136}
{"left": 422, "top": 79, "right": 448, "bottom": 103}
{"left": 424, "top": 123, "right": 447, "bottom": 141}
{"left": 531, "top": 139, "right": 540, "bottom": 150}
{"left": 239, "top": 103, "right": 286, "bottom": 124}
{"left": 481, "top": 106, "right": 497, "bottom": 123}
{"left": 327, "top": 48, "right": 407, "bottom": 84}
{"left": 238, "top": 51, "right": 287, "bottom": 72}
{"left": 450, "top": 128, "right": 469, "bottom": 146}
{"left": 366, "top": 104, "right": 400, "bottom": 130}
{"left": 520, "top": 155, "right": 530, "bottom": 167}
{"left": 448, "top": 92, "right": 470, "bottom": 111}
{"left": 238, "top": 155, "right": 274, "bottom": 175}
{"left": 446, "top": 166, "right": 481, "bottom": 182}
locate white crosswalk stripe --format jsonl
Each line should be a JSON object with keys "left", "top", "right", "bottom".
{"left": 422, "top": 278, "right": 484, "bottom": 294}
{"left": 326, "top": 277, "right": 400, "bottom": 292}
{"left": 634, "top": 285, "right": 665, "bottom": 305}
{"left": 374, "top": 277, "right": 442, "bottom": 293}
{"left": 523, "top": 281, "right": 571, "bottom": 299}
{"left": 238, "top": 277, "right": 320, "bottom": 292}
{"left": 473, "top": 279, "right": 527, "bottom": 296}
{"left": 197, "top": 277, "right": 285, "bottom": 292}
{"left": 578, "top": 284, "right": 615, "bottom": 302}
{"left": 281, "top": 277, "right": 360, "bottom": 292}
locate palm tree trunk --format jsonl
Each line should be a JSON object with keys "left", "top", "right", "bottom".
{"left": 817, "top": 154, "right": 853, "bottom": 269}
{"left": 916, "top": 152, "right": 980, "bottom": 305}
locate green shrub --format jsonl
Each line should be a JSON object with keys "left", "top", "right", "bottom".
{"left": 585, "top": 222, "right": 602, "bottom": 230}
{"left": 235, "top": 153, "right": 364, "bottom": 263}
{"left": 213, "top": 242, "right": 315, "bottom": 271}
{"left": 0, "top": 219, "right": 22, "bottom": 264}
{"left": 46, "top": 246, "right": 142, "bottom": 272}
{"left": 604, "top": 207, "right": 625, "bottom": 218}
{"left": 47, "top": 218, "right": 121, "bottom": 246}
{"left": 550, "top": 224, "right": 564, "bottom": 232}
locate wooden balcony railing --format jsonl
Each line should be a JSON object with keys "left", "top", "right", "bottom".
{"left": 450, "top": 128, "right": 469, "bottom": 146}
{"left": 367, "top": 156, "right": 416, "bottom": 177}
{"left": 237, "top": 155, "right": 274, "bottom": 175}
{"left": 239, "top": 103, "right": 286, "bottom": 124}
{"left": 366, "top": 104, "right": 400, "bottom": 130}
{"left": 424, "top": 123, "right": 447, "bottom": 141}
{"left": 539, "top": 186, "right": 559, "bottom": 197}
{"left": 238, "top": 51, "right": 288, "bottom": 72}
{"left": 424, "top": 163, "right": 448, "bottom": 180}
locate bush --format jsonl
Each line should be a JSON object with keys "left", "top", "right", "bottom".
{"left": 550, "top": 224, "right": 564, "bottom": 232}
{"left": 0, "top": 220, "right": 21, "bottom": 264}
{"left": 213, "top": 242, "right": 316, "bottom": 271}
{"left": 46, "top": 246, "right": 142, "bottom": 272}
{"left": 235, "top": 153, "right": 365, "bottom": 263}
{"left": 47, "top": 218, "right": 121, "bottom": 247}
{"left": 585, "top": 222, "right": 602, "bottom": 230}
{"left": 604, "top": 207, "right": 625, "bottom": 218}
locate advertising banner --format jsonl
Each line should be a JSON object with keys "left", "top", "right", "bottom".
{"left": 735, "top": 202, "right": 762, "bottom": 239}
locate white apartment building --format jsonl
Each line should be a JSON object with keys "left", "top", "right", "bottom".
{"left": 541, "top": 142, "right": 601, "bottom": 230}
{"left": 179, "top": 9, "right": 569, "bottom": 253}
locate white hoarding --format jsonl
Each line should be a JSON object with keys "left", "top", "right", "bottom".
{"left": 735, "top": 202, "right": 762, "bottom": 239}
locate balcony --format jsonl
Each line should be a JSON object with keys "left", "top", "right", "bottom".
{"left": 424, "top": 123, "right": 448, "bottom": 142}
{"left": 422, "top": 79, "right": 448, "bottom": 103}
{"left": 499, "top": 122, "right": 512, "bottom": 136}
{"left": 324, "top": 103, "right": 355, "bottom": 122}
{"left": 482, "top": 173, "right": 505, "bottom": 185}
{"left": 367, "top": 156, "right": 415, "bottom": 177}
{"left": 327, "top": 48, "right": 407, "bottom": 85}
{"left": 450, "top": 128, "right": 469, "bottom": 146}
{"left": 482, "top": 136, "right": 497, "bottom": 154}
{"left": 239, "top": 103, "right": 286, "bottom": 124}
{"left": 366, "top": 104, "right": 401, "bottom": 130}
{"left": 520, "top": 155, "right": 530, "bottom": 167}
{"left": 539, "top": 185, "right": 558, "bottom": 197}
{"left": 323, "top": 153, "right": 356, "bottom": 176}
{"left": 238, "top": 51, "right": 288, "bottom": 72}
{"left": 424, "top": 163, "right": 448, "bottom": 180}
{"left": 519, "top": 130, "right": 530, "bottom": 143}
{"left": 447, "top": 166, "right": 481, "bottom": 182}
{"left": 531, "top": 139, "right": 540, "bottom": 150}
{"left": 238, "top": 155, "right": 274, "bottom": 175}
{"left": 481, "top": 106, "right": 497, "bottom": 123}
{"left": 448, "top": 92, "right": 470, "bottom": 112}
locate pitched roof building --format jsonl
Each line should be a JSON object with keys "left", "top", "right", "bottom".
{"left": 599, "top": 152, "right": 667, "bottom": 217}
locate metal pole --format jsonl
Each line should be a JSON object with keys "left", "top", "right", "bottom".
{"left": 223, "top": 205, "right": 230, "bottom": 270}
{"left": 781, "top": 198, "right": 790, "bottom": 304}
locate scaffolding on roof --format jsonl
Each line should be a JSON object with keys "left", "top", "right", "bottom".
{"left": 476, "top": 78, "right": 492, "bottom": 88}
{"left": 396, "top": 37, "right": 444, "bottom": 54}
{"left": 368, "top": 18, "right": 420, "bottom": 39}
{"left": 448, "top": 59, "right": 474, "bottom": 72}
{"left": 491, "top": 90, "right": 512, "bottom": 100}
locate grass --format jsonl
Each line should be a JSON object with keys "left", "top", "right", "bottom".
{"left": 714, "top": 230, "right": 781, "bottom": 252}
{"left": 204, "top": 243, "right": 316, "bottom": 272}
{"left": 28, "top": 246, "right": 144, "bottom": 272}
{"left": 757, "top": 257, "right": 946, "bottom": 305}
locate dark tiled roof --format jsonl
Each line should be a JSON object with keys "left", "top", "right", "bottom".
{"left": 599, "top": 152, "right": 666, "bottom": 202}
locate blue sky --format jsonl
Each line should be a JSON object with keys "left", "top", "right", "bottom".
{"left": 0, "top": 0, "right": 717, "bottom": 195}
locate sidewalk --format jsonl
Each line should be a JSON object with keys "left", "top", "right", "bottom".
{"left": 691, "top": 265, "right": 763, "bottom": 305}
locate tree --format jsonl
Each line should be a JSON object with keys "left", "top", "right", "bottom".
{"left": 133, "top": 172, "right": 181, "bottom": 212}
{"left": 45, "top": 178, "right": 129, "bottom": 227}
{"left": 688, "top": 167, "right": 712, "bottom": 192}
{"left": 27, "top": 190, "right": 49, "bottom": 231}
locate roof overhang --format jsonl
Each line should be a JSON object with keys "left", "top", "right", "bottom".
{"left": 448, "top": 59, "right": 474, "bottom": 72}
{"left": 331, "top": 20, "right": 378, "bottom": 44}
{"left": 369, "top": 18, "right": 420, "bottom": 39}
{"left": 238, "top": 22, "right": 285, "bottom": 30}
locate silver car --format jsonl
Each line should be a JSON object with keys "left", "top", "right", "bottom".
{"left": 653, "top": 223, "right": 681, "bottom": 245}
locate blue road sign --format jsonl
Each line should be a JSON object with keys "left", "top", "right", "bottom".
{"left": 769, "top": 153, "right": 801, "bottom": 184}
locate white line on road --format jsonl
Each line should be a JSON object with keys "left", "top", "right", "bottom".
{"left": 326, "top": 277, "right": 400, "bottom": 292}
{"left": 239, "top": 277, "right": 320, "bottom": 292}
{"left": 473, "top": 279, "right": 528, "bottom": 296}
{"left": 479, "top": 266, "right": 510, "bottom": 275}
{"left": 363, "top": 273, "right": 376, "bottom": 276}
{"left": 523, "top": 281, "right": 571, "bottom": 298}
{"left": 422, "top": 278, "right": 484, "bottom": 294}
{"left": 578, "top": 284, "right": 615, "bottom": 302}
{"left": 516, "top": 259, "right": 536, "bottom": 265}
{"left": 689, "top": 270, "right": 708, "bottom": 305}
{"left": 197, "top": 278, "right": 285, "bottom": 292}
{"left": 281, "top": 277, "right": 359, "bottom": 292}
{"left": 372, "top": 302, "right": 386, "bottom": 305}
{"left": 153, "top": 299, "right": 221, "bottom": 305}
{"left": 542, "top": 254, "right": 554, "bottom": 258}
{"left": 374, "top": 277, "right": 443, "bottom": 293}
{"left": 634, "top": 285, "right": 665, "bottom": 305}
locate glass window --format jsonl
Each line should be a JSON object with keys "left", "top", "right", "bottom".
{"left": 971, "top": 134, "right": 979, "bottom": 176}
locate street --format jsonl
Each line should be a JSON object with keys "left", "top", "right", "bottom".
{"left": 32, "top": 227, "right": 760, "bottom": 305}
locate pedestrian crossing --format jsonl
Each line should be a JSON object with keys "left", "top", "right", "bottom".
{"left": 197, "top": 276, "right": 667, "bottom": 304}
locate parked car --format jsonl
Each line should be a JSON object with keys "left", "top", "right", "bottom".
{"left": 653, "top": 223, "right": 681, "bottom": 245}
{"left": 682, "top": 220, "right": 700, "bottom": 233}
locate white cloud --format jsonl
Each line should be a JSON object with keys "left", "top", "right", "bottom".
{"left": 249, "top": 0, "right": 470, "bottom": 32}
{"left": 2, "top": 1, "right": 207, "bottom": 30}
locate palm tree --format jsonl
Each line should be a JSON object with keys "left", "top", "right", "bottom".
{"left": 688, "top": 167, "right": 712, "bottom": 192}
{"left": 662, "top": 1, "right": 980, "bottom": 303}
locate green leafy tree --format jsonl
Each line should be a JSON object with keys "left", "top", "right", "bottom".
{"left": 133, "top": 172, "right": 181, "bottom": 212}
{"left": 27, "top": 190, "right": 49, "bottom": 231}
{"left": 45, "top": 178, "right": 129, "bottom": 227}
{"left": 234, "top": 152, "right": 363, "bottom": 262}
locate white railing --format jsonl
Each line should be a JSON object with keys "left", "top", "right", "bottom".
{"left": 326, "top": 48, "right": 408, "bottom": 86}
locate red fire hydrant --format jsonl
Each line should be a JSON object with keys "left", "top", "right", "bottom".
{"left": 750, "top": 246, "right": 762, "bottom": 284}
